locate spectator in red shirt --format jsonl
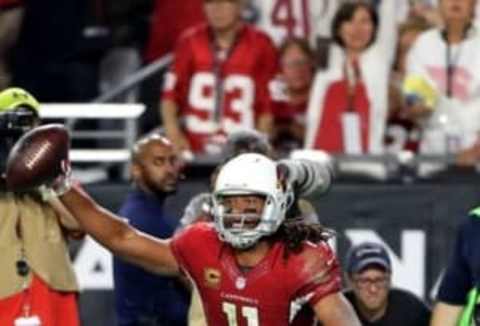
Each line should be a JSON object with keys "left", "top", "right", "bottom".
{"left": 161, "top": 0, "right": 278, "bottom": 157}
{"left": 269, "top": 37, "right": 315, "bottom": 154}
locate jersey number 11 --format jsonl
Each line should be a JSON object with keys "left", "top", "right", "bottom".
{"left": 223, "top": 302, "right": 260, "bottom": 326}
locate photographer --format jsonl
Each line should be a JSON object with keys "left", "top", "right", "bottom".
{"left": 0, "top": 88, "right": 81, "bottom": 326}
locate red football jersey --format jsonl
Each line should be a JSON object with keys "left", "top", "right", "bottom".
{"left": 162, "top": 24, "right": 278, "bottom": 154}
{"left": 171, "top": 222, "right": 341, "bottom": 326}
{"left": 271, "top": 96, "right": 307, "bottom": 125}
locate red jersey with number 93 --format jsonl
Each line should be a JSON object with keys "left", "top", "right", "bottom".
{"left": 170, "top": 222, "right": 341, "bottom": 325}
{"left": 162, "top": 24, "right": 278, "bottom": 153}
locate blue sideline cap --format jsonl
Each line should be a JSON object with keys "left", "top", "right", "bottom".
{"left": 346, "top": 242, "right": 391, "bottom": 274}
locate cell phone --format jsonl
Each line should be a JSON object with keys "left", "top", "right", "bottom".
{"left": 315, "top": 37, "right": 331, "bottom": 70}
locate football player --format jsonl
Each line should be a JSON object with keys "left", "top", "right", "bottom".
{"left": 55, "top": 153, "right": 360, "bottom": 325}
{"left": 177, "top": 129, "right": 334, "bottom": 325}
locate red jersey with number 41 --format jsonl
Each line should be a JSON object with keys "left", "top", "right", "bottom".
{"left": 170, "top": 222, "right": 341, "bottom": 326}
{"left": 162, "top": 24, "right": 278, "bottom": 154}
{"left": 256, "top": 0, "right": 334, "bottom": 46}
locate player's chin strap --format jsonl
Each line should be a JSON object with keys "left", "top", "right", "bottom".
{"left": 38, "top": 159, "right": 72, "bottom": 201}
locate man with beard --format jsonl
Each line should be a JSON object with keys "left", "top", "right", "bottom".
{"left": 343, "top": 242, "right": 430, "bottom": 326}
{"left": 113, "top": 133, "right": 189, "bottom": 326}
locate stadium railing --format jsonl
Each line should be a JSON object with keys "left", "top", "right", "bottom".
{"left": 40, "top": 103, "right": 145, "bottom": 163}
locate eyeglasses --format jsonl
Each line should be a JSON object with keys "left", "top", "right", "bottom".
{"left": 352, "top": 275, "right": 390, "bottom": 289}
{"left": 281, "top": 58, "right": 312, "bottom": 69}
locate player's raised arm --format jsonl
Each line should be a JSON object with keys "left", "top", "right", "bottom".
{"left": 313, "top": 293, "right": 361, "bottom": 326}
{"left": 5, "top": 124, "right": 180, "bottom": 276}
{"left": 59, "top": 184, "right": 179, "bottom": 276}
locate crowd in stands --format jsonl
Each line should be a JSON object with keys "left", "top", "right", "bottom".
{"left": 2, "top": 2, "right": 480, "bottom": 325}
{"left": 1, "top": 0, "right": 480, "bottom": 176}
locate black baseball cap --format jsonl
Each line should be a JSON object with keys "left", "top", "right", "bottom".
{"left": 346, "top": 242, "right": 391, "bottom": 274}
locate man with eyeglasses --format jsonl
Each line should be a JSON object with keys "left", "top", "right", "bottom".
{"left": 343, "top": 242, "right": 430, "bottom": 326}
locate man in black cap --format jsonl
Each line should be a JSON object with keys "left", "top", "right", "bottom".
{"left": 343, "top": 242, "right": 431, "bottom": 326}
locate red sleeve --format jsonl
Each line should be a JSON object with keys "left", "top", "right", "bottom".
{"left": 161, "top": 30, "right": 195, "bottom": 111}
{"left": 292, "top": 242, "right": 342, "bottom": 307}
{"left": 253, "top": 34, "right": 279, "bottom": 116}
{"left": 0, "top": 0, "right": 23, "bottom": 8}
{"left": 169, "top": 223, "right": 197, "bottom": 275}
{"left": 170, "top": 222, "right": 217, "bottom": 276}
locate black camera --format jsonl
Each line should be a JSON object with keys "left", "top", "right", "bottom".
{"left": 0, "top": 109, "right": 37, "bottom": 132}
{"left": 0, "top": 108, "right": 38, "bottom": 176}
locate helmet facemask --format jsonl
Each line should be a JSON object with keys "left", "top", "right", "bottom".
{"left": 212, "top": 153, "right": 289, "bottom": 249}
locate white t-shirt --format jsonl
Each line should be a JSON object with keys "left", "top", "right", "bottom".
{"left": 406, "top": 27, "right": 480, "bottom": 157}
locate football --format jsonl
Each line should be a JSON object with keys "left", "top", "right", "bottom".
{"left": 6, "top": 124, "right": 70, "bottom": 191}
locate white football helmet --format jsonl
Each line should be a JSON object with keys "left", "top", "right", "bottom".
{"left": 212, "top": 153, "right": 289, "bottom": 249}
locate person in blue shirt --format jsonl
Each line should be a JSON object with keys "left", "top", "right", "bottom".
{"left": 431, "top": 207, "right": 480, "bottom": 326}
{"left": 113, "top": 133, "right": 188, "bottom": 326}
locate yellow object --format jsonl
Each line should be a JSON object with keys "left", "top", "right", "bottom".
{"left": 0, "top": 87, "right": 40, "bottom": 115}
{"left": 402, "top": 75, "right": 438, "bottom": 109}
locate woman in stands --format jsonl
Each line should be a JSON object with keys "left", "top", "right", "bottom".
{"left": 305, "top": 1, "right": 396, "bottom": 157}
